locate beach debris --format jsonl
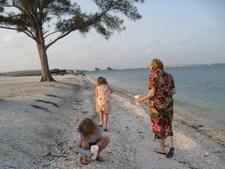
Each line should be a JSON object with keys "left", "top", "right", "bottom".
{"left": 204, "top": 152, "right": 209, "bottom": 157}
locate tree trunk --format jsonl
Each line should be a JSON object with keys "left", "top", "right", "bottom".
{"left": 37, "top": 42, "right": 55, "bottom": 82}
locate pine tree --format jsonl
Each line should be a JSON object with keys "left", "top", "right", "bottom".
{"left": 0, "top": 0, "right": 144, "bottom": 81}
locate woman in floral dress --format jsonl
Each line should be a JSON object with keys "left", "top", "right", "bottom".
{"left": 135, "top": 59, "right": 176, "bottom": 158}
{"left": 96, "top": 77, "right": 114, "bottom": 131}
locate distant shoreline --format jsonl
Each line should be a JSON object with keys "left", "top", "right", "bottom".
{"left": 0, "top": 69, "right": 42, "bottom": 76}
{"left": 1, "top": 63, "right": 224, "bottom": 75}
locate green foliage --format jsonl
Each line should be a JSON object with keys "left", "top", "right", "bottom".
{"left": 35, "top": 99, "right": 59, "bottom": 107}
{"left": 45, "top": 94, "right": 59, "bottom": 98}
{"left": 30, "top": 104, "right": 51, "bottom": 112}
{"left": 0, "top": 0, "right": 144, "bottom": 42}
{"left": 15, "top": 73, "right": 41, "bottom": 76}
{"left": 45, "top": 94, "right": 64, "bottom": 99}
{"left": 4, "top": 94, "right": 18, "bottom": 98}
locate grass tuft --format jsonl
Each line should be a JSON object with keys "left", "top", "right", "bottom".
{"left": 45, "top": 94, "right": 64, "bottom": 99}
{"left": 15, "top": 74, "right": 41, "bottom": 77}
{"left": 35, "top": 99, "right": 59, "bottom": 108}
{"left": 30, "top": 105, "right": 51, "bottom": 113}
{"left": 4, "top": 94, "right": 18, "bottom": 98}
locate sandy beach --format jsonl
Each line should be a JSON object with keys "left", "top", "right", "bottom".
{"left": 0, "top": 75, "right": 224, "bottom": 169}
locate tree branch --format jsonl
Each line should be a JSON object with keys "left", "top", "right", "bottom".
{"left": 46, "top": 1, "right": 122, "bottom": 48}
{"left": 0, "top": 25, "right": 36, "bottom": 40}
{"left": 45, "top": 29, "right": 74, "bottom": 49}
{"left": 44, "top": 30, "right": 61, "bottom": 39}
{"left": 86, "top": 0, "right": 120, "bottom": 27}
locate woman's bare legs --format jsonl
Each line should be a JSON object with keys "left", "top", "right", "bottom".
{"left": 166, "top": 136, "right": 174, "bottom": 158}
{"left": 167, "top": 136, "right": 173, "bottom": 149}
{"left": 155, "top": 136, "right": 173, "bottom": 151}
{"left": 154, "top": 138, "right": 166, "bottom": 153}
{"left": 159, "top": 138, "right": 166, "bottom": 152}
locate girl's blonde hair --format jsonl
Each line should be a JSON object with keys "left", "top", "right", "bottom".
{"left": 78, "top": 118, "right": 100, "bottom": 140}
{"left": 150, "top": 58, "right": 164, "bottom": 72}
{"left": 97, "top": 77, "right": 108, "bottom": 86}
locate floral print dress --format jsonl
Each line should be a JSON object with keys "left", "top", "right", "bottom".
{"left": 96, "top": 84, "right": 112, "bottom": 114}
{"left": 148, "top": 69, "right": 175, "bottom": 139}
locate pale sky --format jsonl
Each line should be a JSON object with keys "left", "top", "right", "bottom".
{"left": 0, "top": 0, "right": 225, "bottom": 72}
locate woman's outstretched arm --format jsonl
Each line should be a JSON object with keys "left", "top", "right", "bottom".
{"left": 135, "top": 88, "right": 156, "bottom": 103}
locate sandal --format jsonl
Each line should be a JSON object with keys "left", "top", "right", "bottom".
{"left": 154, "top": 148, "right": 166, "bottom": 155}
{"left": 80, "top": 156, "right": 88, "bottom": 165}
{"left": 96, "top": 156, "right": 105, "bottom": 162}
{"left": 103, "top": 128, "right": 108, "bottom": 132}
{"left": 166, "top": 147, "right": 174, "bottom": 158}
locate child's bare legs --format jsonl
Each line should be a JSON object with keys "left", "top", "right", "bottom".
{"left": 99, "top": 111, "right": 103, "bottom": 126}
{"left": 80, "top": 141, "right": 89, "bottom": 164}
{"left": 103, "top": 113, "right": 108, "bottom": 129}
{"left": 96, "top": 136, "right": 110, "bottom": 160}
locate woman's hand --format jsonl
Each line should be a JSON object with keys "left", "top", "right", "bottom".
{"left": 135, "top": 88, "right": 156, "bottom": 103}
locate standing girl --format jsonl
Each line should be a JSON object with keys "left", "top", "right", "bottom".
{"left": 75, "top": 118, "right": 110, "bottom": 165}
{"left": 96, "top": 77, "right": 114, "bottom": 131}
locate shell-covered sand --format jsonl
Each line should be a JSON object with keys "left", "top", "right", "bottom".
{"left": 0, "top": 75, "right": 224, "bottom": 169}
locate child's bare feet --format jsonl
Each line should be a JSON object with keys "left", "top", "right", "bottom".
{"left": 96, "top": 155, "right": 105, "bottom": 162}
{"left": 80, "top": 156, "right": 89, "bottom": 165}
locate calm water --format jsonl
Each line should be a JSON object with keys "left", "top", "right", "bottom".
{"left": 87, "top": 64, "right": 225, "bottom": 128}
